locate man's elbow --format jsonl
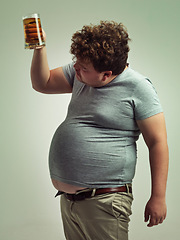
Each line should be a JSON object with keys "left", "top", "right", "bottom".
{"left": 31, "top": 82, "right": 47, "bottom": 94}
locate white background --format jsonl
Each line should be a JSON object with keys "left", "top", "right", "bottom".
{"left": 0, "top": 0, "right": 179, "bottom": 239}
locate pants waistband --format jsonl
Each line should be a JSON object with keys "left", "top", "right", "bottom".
{"left": 55, "top": 184, "right": 132, "bottom": 201}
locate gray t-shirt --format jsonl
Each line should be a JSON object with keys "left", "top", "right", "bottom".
{"left": 49, "top": 63, "right": 163, "bottom": 188}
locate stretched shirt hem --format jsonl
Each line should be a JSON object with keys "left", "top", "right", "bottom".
{"left": 50, "top": 174, "right": 132, "bottom": 189}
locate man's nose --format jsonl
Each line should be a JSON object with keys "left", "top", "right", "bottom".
{"left": 74, "top": 62, "right": 78, "bottom": 69}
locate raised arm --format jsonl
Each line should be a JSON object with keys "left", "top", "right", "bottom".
{"left": 137, "top": 112, "right": 169, "bottom": 227}
{"left": 31, "top": 46, "right": 72, "bottom": 94}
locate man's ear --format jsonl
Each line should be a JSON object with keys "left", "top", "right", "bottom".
{"left": 102, "top": 71, "right": 112, "bottom": 81}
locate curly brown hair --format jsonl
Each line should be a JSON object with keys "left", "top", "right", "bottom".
{"left": 70, "top": 21, "right": 131, "bottom": 75}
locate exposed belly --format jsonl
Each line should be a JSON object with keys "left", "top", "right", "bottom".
{"left": 51, "top": 179, "right": 86, "bottom": 194}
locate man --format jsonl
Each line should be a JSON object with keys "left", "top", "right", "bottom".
{"left": 30, "top": 21, "right": 169, "bottom": 240}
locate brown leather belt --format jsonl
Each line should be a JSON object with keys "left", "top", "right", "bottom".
{"left": 56, "top": 185, "right": 132, "bottom": 201}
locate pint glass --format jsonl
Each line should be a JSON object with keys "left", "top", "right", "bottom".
{"left": 23, "top": 13, "right": 45, "bottom": 49}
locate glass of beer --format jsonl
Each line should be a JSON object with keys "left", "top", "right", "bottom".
{"left": 23, "top": 13, "right": 45, "bottom": 49}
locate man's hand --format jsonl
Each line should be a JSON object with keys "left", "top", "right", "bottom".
{"left": 42, "top": 29, "right": 46, "bottom": 42}
{"left": 144, "top": 196, "right": 167, "bottom": 227}
{"left": 34, "top": 29, "right": 46, "bottom": 49}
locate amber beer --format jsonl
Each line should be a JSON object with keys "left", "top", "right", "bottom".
{"left": 23, "top": 13, "right": 45, "bottom": 49}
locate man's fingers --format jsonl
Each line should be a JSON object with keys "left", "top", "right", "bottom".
{"left": 159, "top": 217, "right": 164, "bottom": 224}
{"left": 144, "top": 208, "right": 150, "bottom": 222}
{"left": 147, "top": 215, "right": 165, "bottom": 227}
{"left": 147, "top": 215, "right": 157, "bottom": 227}
{"left": 42, "top": 29, "right": 46, "bottom": 41}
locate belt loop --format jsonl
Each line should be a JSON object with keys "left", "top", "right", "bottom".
{"left": 125, "top": 184, "right": 130, "bottom": 194}
{"left": 91, "top": 188, "right": 96, "bottom": 197}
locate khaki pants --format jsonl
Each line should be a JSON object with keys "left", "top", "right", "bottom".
{"left": 60, "top": 191, "right": 133, "bottom": 240}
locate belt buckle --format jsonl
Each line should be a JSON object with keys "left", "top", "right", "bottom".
{"left": 73, "top": 188, "right": 96, "bottom": 201}
{"left": 65, "top": 193, "right": 76, "bottom": 201}
{"left": 77, "top": 193, "right": 86, "bottom": 201}
{"left": 78, "top": 188, "right": 97, "bottom": 199}
{"left": 66, "top": 190, "right": 88, "bottom": 201}
{"left": 75, "top": 188, "right": 94, "bottom": 200}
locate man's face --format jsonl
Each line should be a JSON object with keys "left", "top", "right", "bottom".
{"left": 73, "top": 59, "right": 106, "bottom": 87}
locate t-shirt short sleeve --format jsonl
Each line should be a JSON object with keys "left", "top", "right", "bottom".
{"left": 133, "top": 78, "right": 163, "bottom": 120}
{"left": 62, "top": 63, "right": 75, "bottom": 87}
